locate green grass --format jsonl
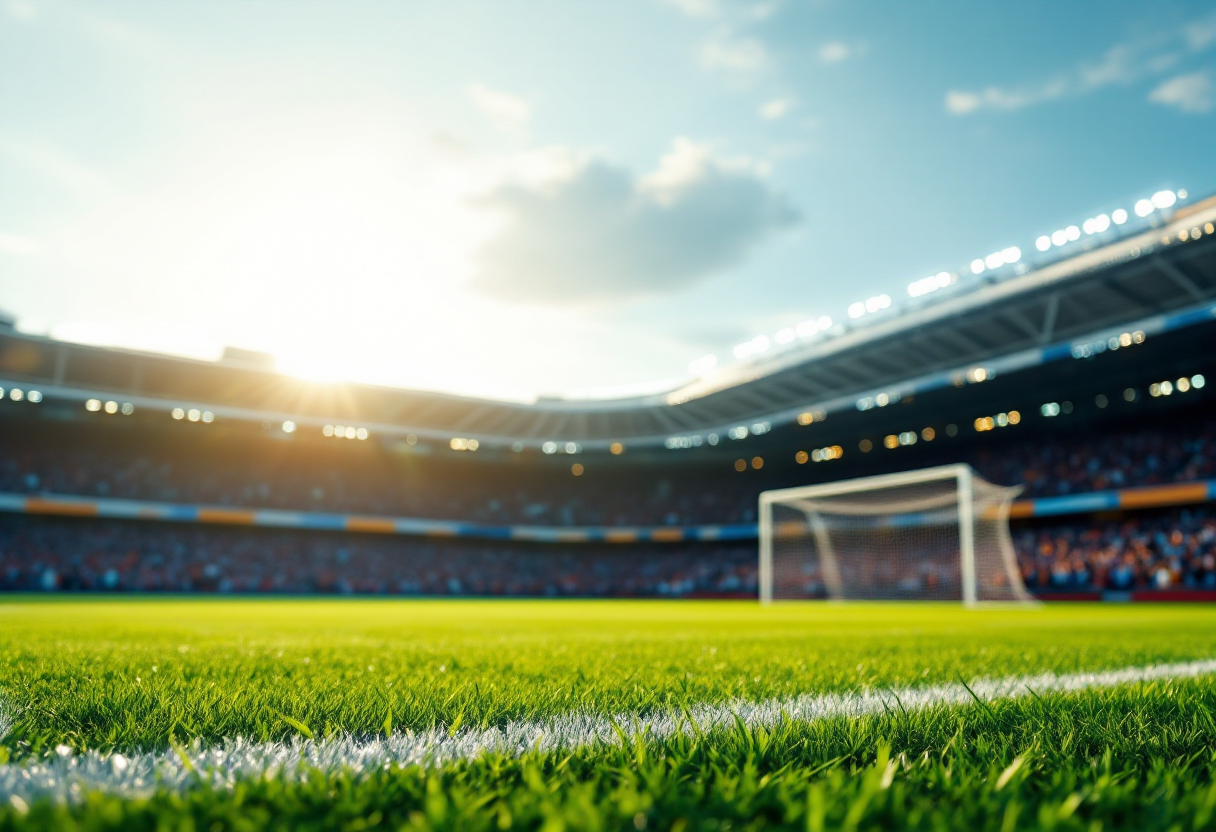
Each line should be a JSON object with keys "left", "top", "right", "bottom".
{"left": 2, "top": 597, "right": 1216, "bottom": 830}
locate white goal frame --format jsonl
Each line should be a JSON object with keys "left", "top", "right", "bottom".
{"left": 758, "top": 463, "right": 1027, "bottom": 605}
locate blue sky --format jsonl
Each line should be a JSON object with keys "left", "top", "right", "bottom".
{"left": 1, "top": 0, "right": 1213, "bottom": 401}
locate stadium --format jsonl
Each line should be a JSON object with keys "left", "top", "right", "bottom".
{"left": 4, "top": 3, "right": 1216, "bottom": 829}
{"left": 2, "top": 190, "right": 1214, "bottom": 602}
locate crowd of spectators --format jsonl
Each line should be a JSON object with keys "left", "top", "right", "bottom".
{"left": 1, "top": 414, "right": 1213, "bottom": 528}
{"left": 0, "top": 445, "right": 754, "bottom": 527}
{"left": 1018, "top": 507, "right": 1216, "bottom": 593}
{"left": 0, "top": 516, "right": 757, "bottom": 597}
{"left": 1, "top": 507, "right": 1213, "bottom": 597}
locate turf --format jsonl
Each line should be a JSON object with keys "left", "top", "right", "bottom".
{"left": 2, "top": 597, "right": 1216, "bottom": 830}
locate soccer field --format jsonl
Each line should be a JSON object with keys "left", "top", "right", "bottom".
{"left": 2, "top": 599, "right": 1216, "bottom": 830}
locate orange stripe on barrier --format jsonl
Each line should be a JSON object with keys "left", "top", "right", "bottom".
{"left": 1119, "top": 482, "right": 1209, "bottom": 510}
{"left": 345, "top": 517, "right": 397, "bottom": 534}
{"left": 773, "top": 520, "right": 804, "bottom": 540}
{"left": 650, "top": 529, "right": 685, "bottom": 542}
{"left": 1007, "top": 502, "right": 1035, "bottom": 519}
{"left": 604, "top": 530, "right": 639, "bottom": 543}
{"left": 25, "top": 498, "right": 97, "bottom": 517}
{"left": 196, "top": 508, "right": 256, "bottom": 525}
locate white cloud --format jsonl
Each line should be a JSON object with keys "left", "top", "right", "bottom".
{"left": 1148, "top": 71, "right": 1214, "bottom": 113}
{"left": 662, "top": 0, "right": 718, "bottom": 18}
{"left": 0, "top": 232, "right": 39, "bottom": 256}
{"left": 700, "top": 37, "right": 768, "bottom": 72}
{"left": 759, "top": 98, "right": 792, "bottom": 119}
{"left": 466, "top": 84, "right": 531, "bottom": 131}
{"left": 0, "top": 138, "right": 111, "bottom": 195}
{"left": 944, "top": 81, "right": 1065, "bottom": 114}
{"left": 818, "top": 42, "right": 851, "bottom": 64}
{"left": 945, "top": 22, "right": 1216, "bottom": 116}
{"left": 1185, "top": 16, "right": 1216, "bottom": 51}
{"left": 471, "top": 139, "right": 798, "bottom": 304}
{"left": 5, "top": 1, "right": 36, "bottom": 21}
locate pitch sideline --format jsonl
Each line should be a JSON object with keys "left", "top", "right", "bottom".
{"left": 2, "top": 657, "right": 1215, "bottom": 805}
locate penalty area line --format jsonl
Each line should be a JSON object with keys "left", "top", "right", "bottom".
{"left": 2, "top": 657, "right": 1216, "bottom": 804}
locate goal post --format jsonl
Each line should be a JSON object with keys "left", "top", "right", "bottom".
{"left": 758, "top": 464, "right": 1032, "bottom": 604}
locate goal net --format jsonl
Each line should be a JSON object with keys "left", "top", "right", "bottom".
{"left": 758, "top": 464, "right": 1031, "bottom": 604}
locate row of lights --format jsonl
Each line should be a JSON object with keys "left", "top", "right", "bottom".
{"left": 449, "top": 437, "right": 479, "bottom": 451}
{"left": 1151, "top": 375, "right": 1206, "bottom": 397}
{"left": 1173, "top": 222, "right": 1214, "bottom": 243}
{"left": 858, "top": 425, "right": 957, "bottom": 453}
{"left": 857, "top": 390, "right": 901, "bottom": 411}
{"left": 974, "top": 410, "right": 1022, "bottom": 432}
{"left": 969, "top": 246, "right": 1022, "bottom": 276}
{"left": 690, "top": 188, "right": 1188, "bottom": 381}
{"left": 722, "top": 316, "right": 836, "bottom": 365}
{"left": 766, "top": 367, "right": 1206, "bottom": 469}
{"left": 665, "top": 421, "right": 775, "bottom": 451}
{"left": 87, "top": 399, "right": 135, "bottom": 416}
{"left": 795, "top": 445, "right": 843, "bottom": 464}
{"left": 1071, "top": 330, "right": 1145, "bottom": 360}
{"left": 171, "top": 406, "right": 212, "bottom": 422}
{"left": 542, "top": 441, "right": 582, "bottom": 454}
{"left": 883, "top": 430, "right": 922, "bottom": 447}
{"left": 848, "top": 293, "right": 892, "bottom": 320}
{"left": 324, "top": 424, "right": 368, "bottom": 440}
{"left": 734, "top": 457, "right": 765, "bottom": 471}
{"left": 1, "top": 387, "right": 42, "bottom": 403}
{"left": 1034, "top": 190, "right": 1182, "bottom": 253}
{"left": 908, "top": 272, "right": 955, "bottom": 297}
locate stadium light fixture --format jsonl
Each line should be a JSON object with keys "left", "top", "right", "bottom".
{"left": 794, "top": 319, "right": 818, "bottom": 337}
{"left": 1134, "top": 199, "right": 1154, "bottom": 217}
{"left": 847, "top": 302, "right": 865, "bottom": 318}
{"left": 969, "top": 259, "right": 985, "bottom": 275}
{"left": 282, "top": 421, "right": 296, "bottom": 433}
{"left": 1192, "top": 374, "right": 1206, "bottom": 389}
{"left": 171, "top": 407, "right": 184, "bottom": 419}
{"left": 9, "top": 388, "right": 23, "bottom": 401}
{"left": 1112, "top": 208, "right": 1128, "bottom": 224}
{"left": 1151, "top": 190, "right": 1176, "bottom": 209}
{"left": 1035, "top": 236, "right": 1051, "bottom": 252}
{"left": 27, "top": 390, "right": 42, "bottom": 403}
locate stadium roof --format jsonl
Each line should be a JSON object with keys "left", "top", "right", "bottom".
{"left": 2, "top": 198, "right": 1214, "bottom": 451}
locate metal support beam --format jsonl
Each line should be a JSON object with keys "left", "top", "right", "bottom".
{"left": 1153, "top": 257, "right": 1207, "bottom": 301}
{"left": 1040, "top": 294, "right": 1060, "bottom": 344}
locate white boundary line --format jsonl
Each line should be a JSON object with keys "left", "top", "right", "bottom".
{"left": 2, "top": 658, "right": 1215, "bottom": 805}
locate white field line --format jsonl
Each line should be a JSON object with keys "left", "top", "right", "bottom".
{"left": 2, "top": 658, "right": 1215, "bottom": 805}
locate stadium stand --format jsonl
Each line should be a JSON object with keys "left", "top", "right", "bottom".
{"left": 0, "top": 195, "right": 1213, "bottom": 600}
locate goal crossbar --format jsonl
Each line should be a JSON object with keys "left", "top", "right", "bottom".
{"left": 759, "top": 465, "right": 1030, "bottom": 606}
